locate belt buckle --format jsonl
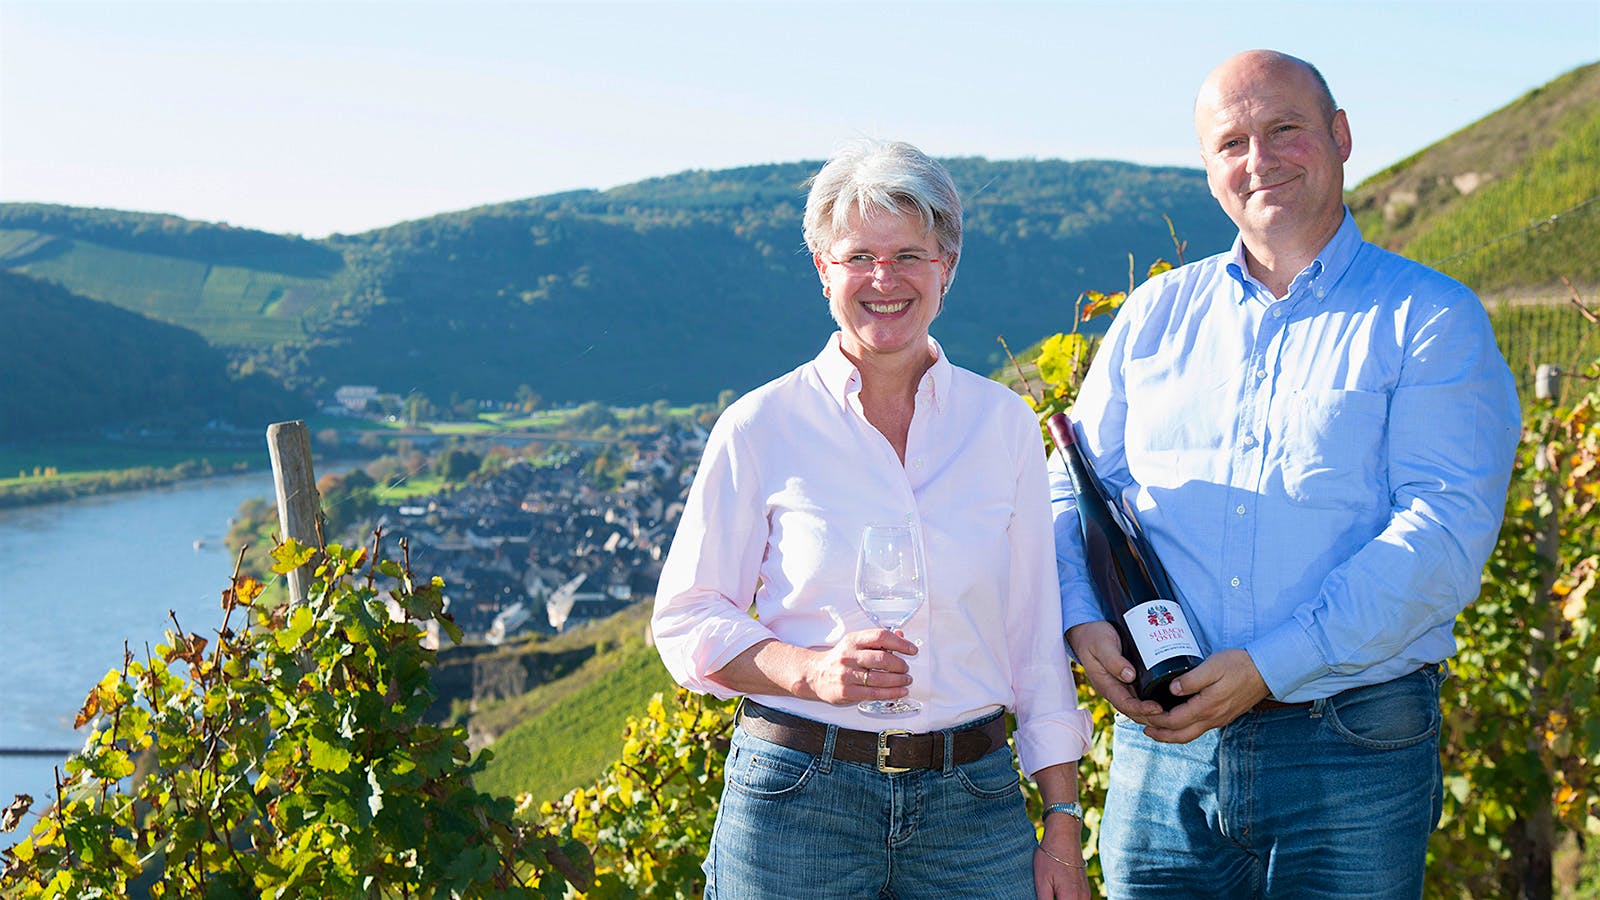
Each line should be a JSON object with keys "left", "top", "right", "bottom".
{"left": 876, "top": 729, "right": 912, "bottom": 773}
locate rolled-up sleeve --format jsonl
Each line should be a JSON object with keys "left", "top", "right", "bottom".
{"left": 652, "top": 415, "right": 777, "bottom": 699}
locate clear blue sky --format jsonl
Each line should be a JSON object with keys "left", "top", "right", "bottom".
{"left": 2, "top": 1, "right": 1596, "bottom": 238}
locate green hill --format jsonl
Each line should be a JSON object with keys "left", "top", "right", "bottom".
{"left": 0, "top": 205, "right": 347, "bottom": 348}
{"left": 3, "top": 159, "right": 1236, "bottom": 407}
{"left": 0, "top": 270, "right": 296, "bottom": 438}
{"left": 1349, "top": 61, "right": 1600, "bottom": 298}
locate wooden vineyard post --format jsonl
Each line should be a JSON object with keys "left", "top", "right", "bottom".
{"left": 266, "top": 420, "right": 322, "bottom": 606}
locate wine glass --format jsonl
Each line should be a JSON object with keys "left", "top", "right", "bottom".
{"left": 854, "top": 524, "right": 926, "bottom": 717}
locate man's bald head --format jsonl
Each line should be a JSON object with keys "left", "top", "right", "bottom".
{"left": 1196, "top": 50, "right": 1338, "bottom": 130}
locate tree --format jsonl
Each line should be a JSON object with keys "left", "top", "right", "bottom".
{"left": 404, "top": 392, "right": 434, "bottom": 426}
{"left": 440, "top": 447, "right": 484, "bottom": 482}
{"left": 570, "top": 402, "right": 618, "bottom": 433}
{"left": 516, "top": 384, "right": 544, "bottom": 414}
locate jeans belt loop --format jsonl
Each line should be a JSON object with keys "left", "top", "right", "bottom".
{"left": 819, "top": 722, "right": 839, "bottom": 774}
{"left": 940, "top": 727, "right": 956, "bottom": 776}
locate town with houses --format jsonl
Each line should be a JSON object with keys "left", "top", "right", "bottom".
{"left": 361, "top": 421, "right": 709, "bottom": 648}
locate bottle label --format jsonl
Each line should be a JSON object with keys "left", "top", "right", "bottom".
{"left": 1122, "top": 600, "right": 1201, "bottom": 665}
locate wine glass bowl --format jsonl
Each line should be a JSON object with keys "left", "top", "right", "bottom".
{"left": 854, "top": 524, "right": 926, "bottom": 717}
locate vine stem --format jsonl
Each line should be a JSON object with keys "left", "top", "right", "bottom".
{"left": 997, "top": 335, "right": 1043, "bottom": 405}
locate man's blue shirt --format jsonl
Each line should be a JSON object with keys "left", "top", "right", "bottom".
{"left": 1050, "top": 210, "right": 1521, "bottom": 702}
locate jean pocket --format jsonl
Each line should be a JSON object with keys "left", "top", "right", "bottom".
{"left": 725, "top": 732, "right": 816, "bottom": 799}
{"left": 954, "top": 747, "right": 1022, "bottom": 800}
{"left": 1322, "top": 669, "right": 1440, "bottom": 750}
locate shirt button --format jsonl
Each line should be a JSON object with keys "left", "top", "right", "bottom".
{"left": 1242, "top": 434, "right": 1257, "bottom": 448}
{"left": 913, "top": 457, "right": 925, "bottom": 469}
{"left": 1235, "top": 505, "right": 1246, "bottom": 516}
{"left": 904, "top": 513, "right": 914, "bottom": 524}
{"left": 1256, "top": 369, "right": 1268, "bottom": 380}
{"left": 1272, "top": 308, "right": 1284, "bottom": 319}
{"left": 1231, "top": 576, "right": 1242, "bottom": 588}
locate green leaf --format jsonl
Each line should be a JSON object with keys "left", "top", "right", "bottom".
{"left": 276, "top": 605, "right": 315, "bottom": 651}
{"left": 270, "top": 540, "right": 318, "bottom": 575}
{"left": 307, "top": 736, "right": 352, "bottom": 774}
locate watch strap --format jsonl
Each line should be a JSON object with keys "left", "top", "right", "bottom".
{"left": 1044, "top": 801, "right": 1084, "bottom": 821}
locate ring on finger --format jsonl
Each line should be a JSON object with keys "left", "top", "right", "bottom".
{"left": 859, "top": 669, "right": 869, "bottom": 686}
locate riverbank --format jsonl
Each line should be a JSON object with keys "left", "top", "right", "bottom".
{"left": 0, "top": 456, "right": 262, "bottom": 509}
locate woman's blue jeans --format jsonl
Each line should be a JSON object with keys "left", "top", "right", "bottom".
{"left": 1100, "top": 664, "right": 1446, "bottom": 899}
{"left": 704, "top": 712, "right": 1037, "bottom": 899}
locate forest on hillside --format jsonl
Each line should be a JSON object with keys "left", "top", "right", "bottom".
{"left": 0, "top": 271, "right": 295, "bottom": 438}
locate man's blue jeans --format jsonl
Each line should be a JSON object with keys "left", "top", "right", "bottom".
{"left": 704, "top": 712, "right": 1037, "bottom": 899}
{"left": 1101, "top": 664, "right": 1446, "bottom": 899}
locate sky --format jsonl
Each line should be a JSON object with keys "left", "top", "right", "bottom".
{"left": 2, "top": 1, "right": 1596, "bottom": 239}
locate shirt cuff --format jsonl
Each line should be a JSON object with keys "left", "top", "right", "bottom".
{"left": 657, "top": 614, "right": 777, "bottom": 700}
{"left": 1012, "top": 706, "right": 1094, "bottom": 777}
{"left": 1246, "top": 621, "right": 1328, "bottom": 701}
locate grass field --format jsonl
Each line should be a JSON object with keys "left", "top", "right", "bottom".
{"left": 370, "top": 474, "right": 445, "bottom": 500}
{"left": 3, "top": 233, "right": 337, "bottom": 349}
{"left": 471, "top": 604, "right": 685, "bottom": 806}
{"left": 0, "top": 443, "right": 261, "bottom": 487}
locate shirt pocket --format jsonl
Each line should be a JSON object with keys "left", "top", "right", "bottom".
{"left": 1271, "top": 389, "right": 1389, "bottom": 510}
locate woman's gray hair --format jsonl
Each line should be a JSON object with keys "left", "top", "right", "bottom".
{"left": 803, "top": 140, "right": 962, "bottom": 287}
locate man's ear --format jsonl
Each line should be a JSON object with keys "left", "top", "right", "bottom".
{"left": 1332, "top": 109, "right": 1352, "bottom": 163}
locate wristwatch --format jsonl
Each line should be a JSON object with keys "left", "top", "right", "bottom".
{"left": 1044, "top": 801, "right": 1084, "bottom": 822}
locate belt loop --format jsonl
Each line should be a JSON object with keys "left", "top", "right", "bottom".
{"left": 819, "top": 722, "right": 838, "bottom": 774}
{"left": 941, "top": 727, "right": 956, "bottom": 776}
{"left": 1309, "top": 697, "right": 1326, "bottom": 719}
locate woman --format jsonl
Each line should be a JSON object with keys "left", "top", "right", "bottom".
{"left": 653, "top": 140, "right": 1093, "bottom": 899}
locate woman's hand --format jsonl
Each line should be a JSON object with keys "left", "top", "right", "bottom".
{"left": 1030, "top": 763, "right": 1090, "bottom": 899}
{"left": 1033, "top": 818, "right": 1091, "bottom": 899}
{"left": 706, "top": 630, "right": 916, "bottom": 703}
{"left": 804, "top": 628, "right": 917, "bottom": 705}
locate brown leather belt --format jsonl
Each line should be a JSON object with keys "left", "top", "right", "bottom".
{"left": 1252, "top": 664, "right": 1439, "bottom": 712}
{"left": 736, "top": 699, "right": 1007, "bottom": 773}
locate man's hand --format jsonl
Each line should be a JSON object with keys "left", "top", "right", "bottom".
{"left": 1065, "top": 621, "right": 1165, "bottom": 723}
{"left": 1141, "top": 648, "right": 1270, "bottom": 743}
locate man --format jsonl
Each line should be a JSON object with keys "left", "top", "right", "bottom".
{"left": 1051, "top": 50, "right": 1520, "bottom": 898}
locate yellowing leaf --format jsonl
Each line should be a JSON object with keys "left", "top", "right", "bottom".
{"left": 1079, "top": 290, "right": 1126, "bottom": 322}
{"left": 74, "top": 685, "right": 102, "bottom": 729}
{"left": 222, "top": 577, "right": 265, "bottom": 609}
{"left": 1036, "top": 333, "right": 1089, "bottom": 388}
{"left": 1561, "top": 567, "right": 1593, "bottom": 623}
{"left": 271, "top": 540, "right": 318, "bottom": 575}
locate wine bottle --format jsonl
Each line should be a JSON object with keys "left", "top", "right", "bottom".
{"left": 1047, "top": 413, "right": 1203, "bottom": 709}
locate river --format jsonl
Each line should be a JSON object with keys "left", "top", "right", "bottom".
{"left": 0, "top": 471, "right": 278, "bottom": 838}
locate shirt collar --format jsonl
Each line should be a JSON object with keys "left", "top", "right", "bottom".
{"left": 814, "top": 332, "right": 950, "bottom": 415}
{"left": 1225, "top": 207, "right": 1362, "bottom": 305}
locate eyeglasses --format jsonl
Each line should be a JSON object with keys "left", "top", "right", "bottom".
{"left": 824, "top": 252, "right": 944, "bottom": 275}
